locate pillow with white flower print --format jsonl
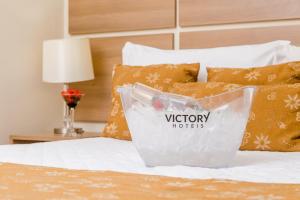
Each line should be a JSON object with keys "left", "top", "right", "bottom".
{"left": 207, "top": 61, "right": 300, "bottom": 85}
{"left": 102, "top": 63, "right": 200, "bottom": 140}
{"left": 170, "top": 82, "right": 300, "bottom": 152}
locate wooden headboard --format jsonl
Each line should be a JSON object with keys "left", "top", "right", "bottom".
{"left": 69, "top": 0, "right": 300, "bottom": 122}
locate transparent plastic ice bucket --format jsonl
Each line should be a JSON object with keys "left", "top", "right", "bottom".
{"left": 118, "top": 83, "right": 256, "bottom": 168}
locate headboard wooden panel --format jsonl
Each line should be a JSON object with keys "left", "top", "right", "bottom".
{"left": 180, "top": 25, "right": 300, "bottom": 49}
{"left": 69, "top": 0, "right": 176, "bottom": 34}
{"left": 70, "top": 34, "right": 174, "bottom": 122}
{"left": 68, "top": 0, "right": 300, "bottom": 123}
{"left": 180, "top": 0, "right": 300, "bottom": 27}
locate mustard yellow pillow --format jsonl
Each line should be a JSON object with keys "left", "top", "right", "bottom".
{"left": 169, "top": 82, "right": 300, "bottom": 152}
{"left": 207, "top": 61, "right": 300, "bottom": 85}
{"left": 102, "top": 63, "right": 200, "bottom": 140}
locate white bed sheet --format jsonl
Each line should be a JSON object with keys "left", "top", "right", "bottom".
{"left": 0, "top": 137, "right": 299, "bottom": 184}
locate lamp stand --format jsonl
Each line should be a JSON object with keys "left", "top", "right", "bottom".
{"left": 54, "top": 84, "right": 84, "bottom": 136}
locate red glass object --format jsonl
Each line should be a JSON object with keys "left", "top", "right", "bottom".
{"left": 59, "top": 89, "right": 84, "bottom": 136}
{"left": 61, "top": 89, "right": 84, "bottom": 108}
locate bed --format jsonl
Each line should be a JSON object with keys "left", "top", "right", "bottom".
{"left": 0, "top": 138, "right": 299, "bottom": 199}
{"left": 1, "top": 138, "right": 300, "bottom": 183}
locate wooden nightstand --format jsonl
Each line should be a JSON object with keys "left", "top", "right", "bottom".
{"left": 9, "top": 132, "right": 100, "bottom": 144}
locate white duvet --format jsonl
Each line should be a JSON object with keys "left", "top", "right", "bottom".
{"left": 0, "top": 137, "right": 299, "bottom": 184}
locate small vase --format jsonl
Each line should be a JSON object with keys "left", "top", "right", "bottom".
{"left": 59, "top": 89, "right": 84, "bottom": 136}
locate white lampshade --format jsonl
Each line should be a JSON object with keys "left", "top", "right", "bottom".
{"left": 43, "top": 38, "right": 94, "bottom": 83}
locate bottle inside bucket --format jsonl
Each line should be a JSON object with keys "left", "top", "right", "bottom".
{"left": 129, "top": 83, "right": 208, "bottom": 112}
{"left": 118, "top": 83, "right": 256, "bottom": 168}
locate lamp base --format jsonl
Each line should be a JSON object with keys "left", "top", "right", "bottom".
{"left": 54, "top": 127, "right": 84, "bottom": 136}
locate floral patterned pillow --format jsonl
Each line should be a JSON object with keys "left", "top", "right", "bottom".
{"left": 102, "top": 63, "right": 200, "bottom": 140}
{"left": 207, "top": 61, "right": 300, "bottom": 85}
{"left": 169, "top": 82, "right": 300, "bottom": 152}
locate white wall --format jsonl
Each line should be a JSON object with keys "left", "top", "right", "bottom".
{"left": 0, "top": 0, "right": 64, "bottom": 144}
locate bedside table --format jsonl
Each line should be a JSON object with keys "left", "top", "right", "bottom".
{"left": 9, "top": 132, "right": 100, "bottom": 144}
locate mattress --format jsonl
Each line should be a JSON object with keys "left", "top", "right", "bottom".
{"left": 0, "top": 137, "right": 299, "bottom": 184}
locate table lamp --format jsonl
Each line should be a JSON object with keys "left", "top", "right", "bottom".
{"left": 43, "top": 38, "right": 94, "bottom": 136}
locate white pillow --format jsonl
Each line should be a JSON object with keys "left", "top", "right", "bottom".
{"left": 122, "top": 40, "right": 293, "bottom": 81}
{"left": 286, "top": 45, "right": 300, "bottom": 62}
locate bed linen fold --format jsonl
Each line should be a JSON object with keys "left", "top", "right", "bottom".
{"left": 0, "top": 162, "right": 299, "bottom": 200}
